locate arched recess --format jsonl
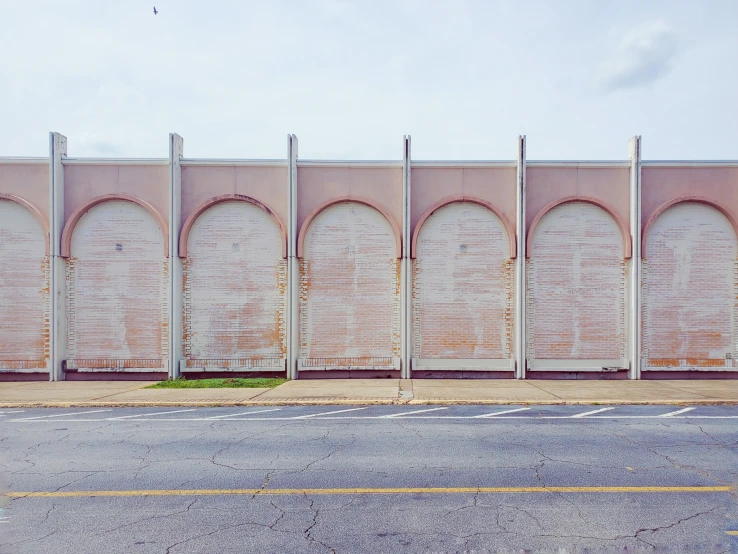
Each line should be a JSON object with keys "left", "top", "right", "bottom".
{"left": 642, "top": 201, "right": 738, "bottom": 370}
{"left": 61, "top": 193, "right": 168, "bottom": 258}
{"left": 412, "top": 201, "right": 515, "bottom": 367}
{"left": 0, "top": 193, "right": 50, "bottom": 255}
{"left": 411, "top": 195, "right": 516, "bottom": 259}
{"left": 527, "top": 195, "right": 631, "bottom": 259}
{"left": 642, "top": 196, "right": 738, "bottom": 257}
{"left": 298, "top": 196, "right": 402, "bottom": 259}
{"left": 182, "top": 200, "right": 287, "bottom": 371}
{"left": 179, "top": 194, "right": 287, "bottom": 258}
{"left": 527, "top": 200, "right": 627, "bottom": 367}
{"left": 0, "top": 198, "right": 49, "bottom": 370}
{"left": 65, "top": 199, "right": 168, "bottom": 371}
{"left": 299, "top": 201, "right": 400, "bottom": 371}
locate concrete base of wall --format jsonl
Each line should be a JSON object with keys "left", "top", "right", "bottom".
{"left": 412, "top": 371, "right": 514, "bottom": 379}
{"left": 182, "top": 371, "right": 287, "bottom": 380}
{"left": 298, "top": 370, "right": 400, "bottom": 379}
{"left": 642, "top": 371, "right": 738, "bottom": 380}
{"left": 527, "top": 370, "right": 628, "bottom": 380}
{"left": 0, "top": 372, "right": 48, "bottom": 382}
{"left": 64, "top": 371, "right": 169, "bottom": 381}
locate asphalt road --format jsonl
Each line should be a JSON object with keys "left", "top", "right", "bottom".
{"left": 1, "top": 405, "right": 737, "bottom": 553}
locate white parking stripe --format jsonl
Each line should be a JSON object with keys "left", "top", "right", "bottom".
{"left": 205, "top": 409, "right": 281, "bottom": 419}
{"left": 14, "top": 409, "right": 112, "bottom": 420}
{"left": 108, "top": 409, "right": 197, "bottom": 420}
{"left": 473, "top": 407, "right": 530, "bottom": 418}
{"left": 659, "top": 407, "right": 695, "bottom": 417}
{"left": 291, "top": 407, "right": 367, "bottom": 419}
{"left": 381, "top": 407, "right": 448, "bottom": 418}
{"left": 571, "top": 407, "right": 615, "bottom": 418}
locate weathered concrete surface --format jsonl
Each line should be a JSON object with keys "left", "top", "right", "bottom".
{"left": 2, "top": 379, "right": 738, "bottom": 408}
{"left": 1, "top": 405, "right": 737, "bottom": 553}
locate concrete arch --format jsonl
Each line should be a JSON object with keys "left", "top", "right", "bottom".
{"left": 642, "top": 196, "right": 738, "bottom": 258}
{"left": 0, "top": 193, "right": 50, "bottom": 255}
{"left": 61, "top": 194, "right": 168, "bottom": 258}
{"left": 179, "top": 194, "right": 287, "bottom": 258}
{"left": 297, "top": 196, "right": 402, "bottom": 258}
{"left": 411, "top": 195, "right": 516, "bottom": 259}
{"left": 527, "top": 196, "right": 631, "bottom": 259}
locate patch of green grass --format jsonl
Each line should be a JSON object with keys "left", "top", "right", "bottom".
{"left": 146, "top": 377, "right": 287, "bottom": 389}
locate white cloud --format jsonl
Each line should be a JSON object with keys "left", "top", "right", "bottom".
{"left": 597, "top": 20, "right": 680, "bottom": 92}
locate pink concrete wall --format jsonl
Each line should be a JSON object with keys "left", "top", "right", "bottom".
{"left": 64, "top": 164, "right": 169, "bottom": 225}
{"left": 411, "top": 167, "right": 517, "bottom": 233}
{"left": 526, "top": 167, "right": 630, "bottom": 231}
{"left": 642, "top": 167, "right": 738, "bottom": 228}
{"left": 0, "top": 163, "right": 49, "bottom": 220}
{"left": 297, "top": 166, "right": 402, "bottom": 238}
{"left": 180, "top": 165, "right": 288, "bottom": 233}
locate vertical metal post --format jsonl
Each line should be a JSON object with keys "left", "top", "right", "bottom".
{"left": 287, "top": 134, "right": 299, "bottom": 379}
{"left": 401, "top": 136, "right": 412, "bottom": 379}
{"left": 628, "top": 136, "right": 642, "bottom": 379}
{"left": 168, "top": 133, "right": 184, "bottom": 379}
{"left": 48, "top": 132, "right": 67, "bottom": 381}
{"left": 515, "top": 135, "right": 527, "bottom": 379}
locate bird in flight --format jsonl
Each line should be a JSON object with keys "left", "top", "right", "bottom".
{"left": 153, "top": 6, "right": 158, "bottom": 15}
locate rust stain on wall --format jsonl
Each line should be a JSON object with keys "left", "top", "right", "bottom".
{"left": 412, "top": 202, "right": 514, "bottom": 359}
{"left": 642, "top": 203, "right": 737, "bottom": 370}
{"left": 527, "top": 201, "right": 626, "bottom": 360}
{"left": 66, "top": 200, "right": 167, "bottom": 370}
{"left": 300, "top": 202, "right": 399, "bottom": 366}
{"left": 182, "top": 201, "right": 286, "bottom": 368}
{"left": 0, "top": 200, "right": 49, "bottom": 369}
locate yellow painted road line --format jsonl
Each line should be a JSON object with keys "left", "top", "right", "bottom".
{"left": 4, "top": 486, "right": 732, "bottom": 498}
{"left": 726, "top": 531, "right": 738, "bottom": 536}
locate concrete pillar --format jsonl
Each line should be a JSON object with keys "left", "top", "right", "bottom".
{"left": 48, "top": 132, "right": 67, "bottom": 381}
{"left": 628, "top": 136, "right": 642, "bottom": 379}
{"left": 515, "top": 135, "right": 527, "bottom": 379}
{"left": 401, "top": 136, "right": 412, "bottom": 379}
{"left": 168, "top": 133, "right": 184, "bottom": 379}
{"left": 287, "top": 134, "right": 299, "bottom": 379}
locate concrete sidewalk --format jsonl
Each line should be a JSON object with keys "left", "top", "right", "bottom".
{"left": 1, "top": 379, "right": 738, "bottom": 407}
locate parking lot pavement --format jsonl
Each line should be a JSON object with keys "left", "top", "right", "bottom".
{"left": 1, "top": 405, "right": 737, "bottom": 553}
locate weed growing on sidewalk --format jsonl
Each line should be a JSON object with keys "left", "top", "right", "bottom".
{"left": 147, "top": 377, "right": 286, "bottom": 389}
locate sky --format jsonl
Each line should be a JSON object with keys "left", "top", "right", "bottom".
{"left": 0, "top": 0, "right": 736, "bottom": 160}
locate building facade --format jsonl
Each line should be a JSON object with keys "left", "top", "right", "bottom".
{"left": 1, "top": 133, "right": 736, "bottom": 381}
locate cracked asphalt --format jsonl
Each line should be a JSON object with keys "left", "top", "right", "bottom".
{"left": 1, "top": 405, "right": 737, "bottom": 553}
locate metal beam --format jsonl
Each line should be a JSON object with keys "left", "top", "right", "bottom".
{"left": 287, "top": 135, "right": 299, "bottom": 380}
{"left": 48, "top": 132, "right": 67, "bottom": 381}
{"left": 628, "top": 136, "right": 642, "bottom": 379}
{"left": 168, "top": 134, "right": 184, "bottom": 379}
{"left": 401, "top": 136, "right": 412, "bottom": 379}
{"left": 515, "top": 136, "right": 527, "bottom": 379}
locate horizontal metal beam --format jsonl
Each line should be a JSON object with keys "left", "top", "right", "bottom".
{"left": 411, "top": 160, "right": 516, "bottom": 168}
{"left": 0, "top": 157, "right": 49, "bottom": 164}
{"left": 180, "top": 158, "right": 287, "bottom": 167}
{"left": 296, "top": 160, "right": 403, "bottom": 168}
{"left": 641, "top": 160, "right": 738, "bottom": 167}
{"left": 526, "top": 160, "right": 631, "bottom": 168}
{"left": 62, "top": 158, "right": 168, "bottom": 166}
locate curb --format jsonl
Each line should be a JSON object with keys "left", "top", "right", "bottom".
{"left": 1, "top": 399, "right": 737, "bottom": 408}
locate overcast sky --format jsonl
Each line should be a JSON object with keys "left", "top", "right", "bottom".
{"left": 1, "top": 0, "right": 736, "bottom": 160}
